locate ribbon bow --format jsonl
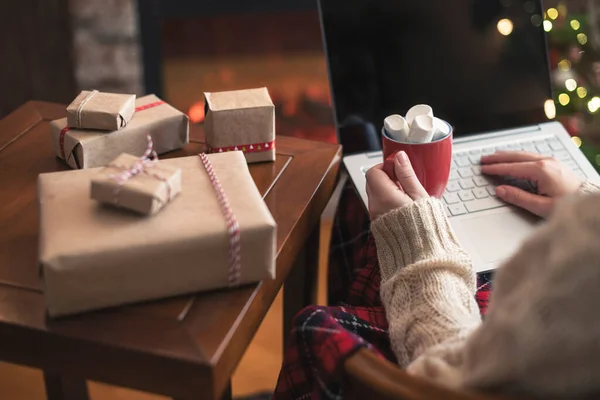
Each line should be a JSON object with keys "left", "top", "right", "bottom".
{"left": 109, "top": 135, "right": 172, "bottom": 202}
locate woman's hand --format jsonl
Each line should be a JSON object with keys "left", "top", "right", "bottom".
{"left": 481, "top": 151, "right": 583, "bottom": 218}
{"left": 365, "top": 151, "right": 429, "bottom": 220}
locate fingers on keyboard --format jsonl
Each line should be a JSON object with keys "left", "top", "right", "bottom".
{"left": 446, "top": 136, "right": 575, "bottom": 215}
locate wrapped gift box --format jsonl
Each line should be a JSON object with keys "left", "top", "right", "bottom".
{"left": 204, "top": 87, "right": 275, "bottom": 163}
{"left": 38, "top": 151, "right": 276, "bottom": 317}
{"left": 90, "top": 153, "right": 182, "bottom": 215}
{"left": 66, "top": 90, "right": 136, "bottom": 131}
{"left": 51, "top": 95, "right": 189, "bottom": 169}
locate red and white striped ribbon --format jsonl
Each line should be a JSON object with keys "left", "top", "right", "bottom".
{"left": 108, "top": 135, "right": 172, "bottom": 202}
{"left": 207, "top": 139, "right": 275, "bottom": 155}
{"left": 198, "top": 153, "right": 242, "bottom": 287}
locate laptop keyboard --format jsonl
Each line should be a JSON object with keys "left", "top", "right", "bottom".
{"left": 360, "top": 136, "right": 587, "bottom": 216}
{"left": 445, "top": 136, "right": 584, "bottom": 216}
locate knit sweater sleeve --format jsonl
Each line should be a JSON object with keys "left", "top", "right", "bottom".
{"left": 370, "top": 198, "right": 481, "bottom": 372}
{"left": 578, "top": 180, "right": 600, "bottom": 195}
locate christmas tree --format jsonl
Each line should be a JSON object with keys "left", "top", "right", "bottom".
{"left": 545, "top": 0, "right": 600, "bottom": 171}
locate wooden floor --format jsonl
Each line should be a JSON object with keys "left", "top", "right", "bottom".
{"left": 0, "top": 179, "right": 343, "bottom": 399}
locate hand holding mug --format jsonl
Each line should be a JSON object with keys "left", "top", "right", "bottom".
{"left": 366, "top": 151, "right": 429, "bottom": 220}
{"left": 382, "top": 121, "right": 453, "bottom": 197}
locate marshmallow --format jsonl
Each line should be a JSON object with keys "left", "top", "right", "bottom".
{"left": 384, "top": 114, "right": 409, "bottom": 142}
{"left": 432, "top": 117, "right": 451, "bottom": 141}
{"left": 407, "top": 115, "right": 435, "bottom": 143}
{"left": 405, "top": 104, "right": 434, "bottom": 125}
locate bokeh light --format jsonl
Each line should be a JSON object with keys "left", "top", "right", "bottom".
{"left": 588, "top": 97, "right": 600, "bottom": 113}
{"left": 558, "top": 59, "right": 572, "bottom": 71}
{"left": 497, "top": 19, "right": 514, "bottom": 36}
{"left": 558, "top": 93, "right": 570, "bottom": 106}
{"left": 188, "top": 102, "right": 205, "bottom": 123}
{"left": 544, "top": 99, "right": 556, "bottom": 119}
{"left": 570, "top": 20, "right": 581, "bottom": 30}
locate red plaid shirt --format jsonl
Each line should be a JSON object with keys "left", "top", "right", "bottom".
{"left": 273, "top": 180, "right": 493, "bottom": 399}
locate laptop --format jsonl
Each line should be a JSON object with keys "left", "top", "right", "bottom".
{"left": 318, "top": 0, "right": 600, "bottom": 273}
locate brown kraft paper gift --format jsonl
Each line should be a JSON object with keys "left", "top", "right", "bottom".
{"left": 66, "top": 90, "right": 136, "bottom": 131}
{"left": 204, "top": 87, "right": 275, "bottom": 163}
{"left": 51, "top": 95, "right": 189, "bottom": 170}
{"left": 38, "top": 151, "right": 277, "bottom": 317}
{"left": 90, "top": 153, "right": 182, "bottom": 215}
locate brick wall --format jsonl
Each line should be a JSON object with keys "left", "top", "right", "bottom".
{"left": 69, "top": 0, "right": 143, "bottom": 95}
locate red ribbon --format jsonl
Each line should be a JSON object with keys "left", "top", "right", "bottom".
{"left": 59, "top": 100, "right": 167, "bottom": 162}
{"left": 207, "top": 139, "right": 275, "bottom": 155}
{"left": 198, "top": 153, "right": 242, "bottom": 287}
{"left": 59, "top": 127, "right": 71, "bottom": 160}
{"left": 135, "top": 100, "right": 166, "bottom": 112}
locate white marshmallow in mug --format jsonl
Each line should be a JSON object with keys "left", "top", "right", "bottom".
{"left": 432, "top": 117, "right": 451, "bottom": 141}
{"left": 384, "top": 114, "right": 409, "bottom": 142}
{"left": 405, "top": 104, "right": 434, "bottom": 125}
{"left": 407, "top": 115, "right": 435, "bottom": 143}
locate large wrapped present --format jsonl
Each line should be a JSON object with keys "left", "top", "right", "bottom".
{"left": 204, "top": 87, "right": 275, "bottom": 164}
{"left": 38, "top": 151, "right": 276, "bottom": 317}
{"left": 50, "top": 95, "right": 189, "bottom": 169}
{"left": 66, "top": 90, "right": 136, "bottom": 131}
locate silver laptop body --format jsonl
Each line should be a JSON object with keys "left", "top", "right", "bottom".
{"left": 344, "top": 122, "right": 600, "bottom": 273}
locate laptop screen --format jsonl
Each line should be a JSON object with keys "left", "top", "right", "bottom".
{"left": 318, "top": 0, "right": 553, "bottom": 144}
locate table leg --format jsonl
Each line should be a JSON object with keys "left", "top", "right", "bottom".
{"left": 43, "top": 372, "right": 89, "bottom": 400}
{"left": 173, "top": 381, "right": 232, "bottom": 400}
{"left": 283, "top": 221, "right": 320, "bottom": 351}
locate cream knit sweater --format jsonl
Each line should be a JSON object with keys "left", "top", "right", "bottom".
{"left": 371, "top": 181, "right": 600, "bottom": 397}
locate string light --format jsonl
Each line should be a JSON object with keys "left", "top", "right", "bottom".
{"left": 588, "top": 96, "right": 600, "bottom": 113}
{"left": 577, "top": 33, "right": 588, "bottom": 45}
{"left": 544, "top": 20, "right": 553, "bottom": 32}
{"left": 547, "top": 8, "right": 559, "bottom": 19}
{"left": 577, "top": 87, "right": 588, "bottom": 98}
{"left": 544, "top": 99, "right": 556, "bottom": 119}
{"left": 558, "top": 59, "right": 572, "bottom": 71}
{"left": 565, "top": 79, "right": 577, "bottom": 91}
{"left": 572, "top": 136, "right": 582, "bottom": 147}
{"left": 497, "top": 19, "right": 514, "bottom": 36}
{"left": 558, "top": 93, "right": 570, "bottom": 106}
{"left": 570, "top": 20, "right": 581, "bottom": 30}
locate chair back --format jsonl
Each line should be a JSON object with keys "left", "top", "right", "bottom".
{"left": 342, "top": 349, "right": 525, "bottom": 400}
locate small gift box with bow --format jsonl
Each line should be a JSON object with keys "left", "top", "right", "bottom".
{"left": 51, "top": 94, "right": 189, "bottom": 170}
{"left": 90, "top": 136, "right": 182, "bottom": 215}
{"left": 204, "top": 87, "right": 276, "bottom": 164}
{"left": 67, "top": 90, "right": 136, "bottom": 131}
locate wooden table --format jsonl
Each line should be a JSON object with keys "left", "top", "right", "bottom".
{"left": 0, "top": 102, "right": 341, "bottom": 400}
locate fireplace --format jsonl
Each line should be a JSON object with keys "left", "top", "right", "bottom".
{"left": 136, "top": 0, "right": 337, "bottom": 143}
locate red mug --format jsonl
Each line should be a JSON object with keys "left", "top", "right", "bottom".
{"left": 382, "top": 122, "right": 453, "bottom": 198}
